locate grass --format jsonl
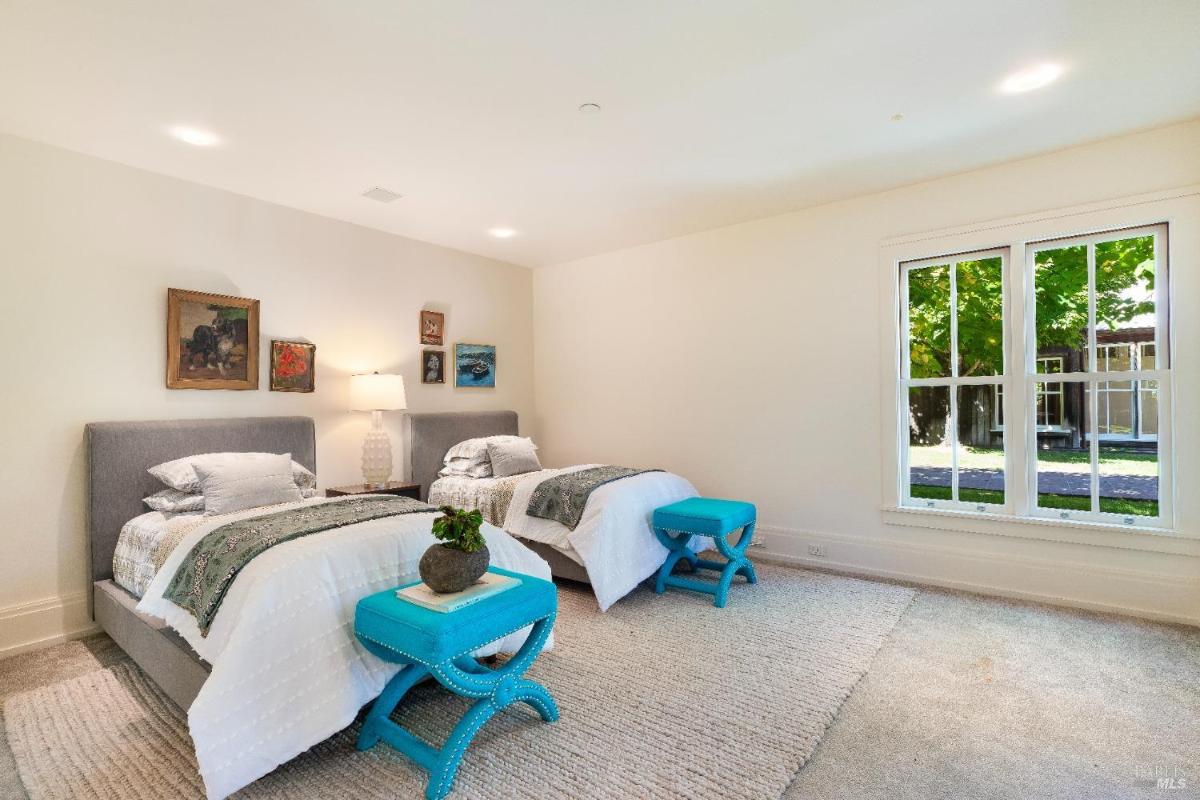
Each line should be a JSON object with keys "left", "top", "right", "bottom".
{"left": 909, "top": 446, "right": 1158, "bottom": 477}
{"left": 910, "top": 483, "right": 1158, "bottom": 517}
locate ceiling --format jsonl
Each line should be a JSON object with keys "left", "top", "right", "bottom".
{"left": 1, "top": 1, "right": 1197, "bottom": 268}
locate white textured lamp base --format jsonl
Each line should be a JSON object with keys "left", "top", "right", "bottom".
{"left": 361, "top": 410, "right": 393, "bottom": 488}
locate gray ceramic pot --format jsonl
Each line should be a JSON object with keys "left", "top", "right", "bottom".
{"left": 419, "top": 544, "right": 490, "bottom": 594}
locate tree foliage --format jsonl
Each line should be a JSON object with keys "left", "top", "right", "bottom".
{"left": 907, "top": 236, "right": 1154, "bottom": 380}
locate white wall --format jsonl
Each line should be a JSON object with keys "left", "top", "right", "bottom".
{"left": 0, "top": 134, "right": 534, "bottom": 656}
{"left": 534, "top": 120, "right": 1200, "bottom": 625}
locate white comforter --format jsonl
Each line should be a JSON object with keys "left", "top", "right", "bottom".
{"left": 500, "top": 465, "right": 698, "bottom": 611}
{"left": 137, "top": 496, "right": 551, "bottom": 800}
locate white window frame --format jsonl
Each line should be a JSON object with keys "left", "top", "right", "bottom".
{"left": 899, "top": 248, "right": 1009, "bottom": 515}
{"left": 994, "top": 356, "right": 1064, "bottom": 430}
{"left": 880, "top": 186, "right": 1198, "bottom": 555}
{"left": 1025, "top": 223, "right": 1172, "bottom": 527}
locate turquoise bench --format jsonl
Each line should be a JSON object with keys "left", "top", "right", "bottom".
{"left": 652, "top": 497, "right": 758, "bottom": 607}
{"left": 354, "top": 567, "right": 558, "bottom": 800}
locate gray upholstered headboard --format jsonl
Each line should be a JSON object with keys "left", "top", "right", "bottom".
{"left": 85, "top": 416, "right": 316, "bottom": 582}
{"left": 405, "top": 410, "right": 518, "bottom": 501}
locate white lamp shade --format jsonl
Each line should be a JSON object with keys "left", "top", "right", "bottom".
{"left": 349, "top": 373, "right": 407, "bottom": 411}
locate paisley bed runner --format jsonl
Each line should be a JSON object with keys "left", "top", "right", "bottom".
{"left": 526, "top": 466, "right": 661, "bottom": 530}
{"left": 164, "top": 495, "right": 434, "bottom": 635}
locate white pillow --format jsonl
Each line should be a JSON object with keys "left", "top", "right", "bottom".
{"left": 149, "top": 452, "right": 316, "bottom": 493}
{"left": 438, "top": 461, "right": 495, "bottom": 479}
{"left": 487, "top": 439, "right": 542, "bottom": 478}
{"left": 145, "top": 484, "right": 317, "bottom": 512}
{"left": 194, "top": 453, "right": 303, "bottom": 516}
{"left": 143, "top": 488, "right": 206, "bottom": 513}
{"left": 444, "top": 435, "right": 534, "bottom": 464}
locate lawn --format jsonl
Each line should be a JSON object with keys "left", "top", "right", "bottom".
{"left": 909, "top": 446, "right": 1158, "bottom": 477}
{"left": 909, "top": 484, "right": 1158, "bottom": 517}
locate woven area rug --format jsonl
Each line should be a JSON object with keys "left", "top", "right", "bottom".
{"left": 5, "top": 565, "right": 914, "bottom": 799}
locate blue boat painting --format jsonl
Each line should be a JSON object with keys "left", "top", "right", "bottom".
{"left": 454, "top": 343, "right": 496, "bottom": 388}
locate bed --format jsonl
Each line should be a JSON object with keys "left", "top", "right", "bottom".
{"left": 406, "top": 410, "right": 699, "bottom": 611}
{"left": 86, "top": 416, "right": 551, "bottom": 800}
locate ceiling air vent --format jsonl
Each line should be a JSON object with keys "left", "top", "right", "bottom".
{"left": 361, "top": 186, "right": 403, "bottom": 203}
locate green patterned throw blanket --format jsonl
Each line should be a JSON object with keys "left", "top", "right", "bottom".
{"left": 164, "top": 496, "right": 434, "bottom": 635}
{"left": 527, "top": 466, "right": 662, "bottom": 530}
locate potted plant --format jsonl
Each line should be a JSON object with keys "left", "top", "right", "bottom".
{"left": 419, "top": 506, "right": 490, "bottom": 593}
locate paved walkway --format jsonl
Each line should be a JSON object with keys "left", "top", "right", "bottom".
{"left": 910, "top": 467, "right": 1158, "bottom": 500}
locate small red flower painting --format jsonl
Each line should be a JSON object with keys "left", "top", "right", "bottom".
{"left": 270, "top": 340, "right": 315, "bottom": 392}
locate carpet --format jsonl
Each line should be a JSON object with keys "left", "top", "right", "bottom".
{"left": 4, "top": 566, "right": 914, "bottom": 799}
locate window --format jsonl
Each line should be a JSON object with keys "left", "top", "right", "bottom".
{"left": 901, "top": 250, "right": 1006, "bottom": 512}
{"left": 1032, "top": 225, "right": 1169, "bottom": 524}
{"left": 898, "top": 223, "right": 1172, "bottom": 529}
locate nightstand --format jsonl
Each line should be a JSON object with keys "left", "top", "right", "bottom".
{"left": 326, "top": 481, "right": 423, "bottom": 501}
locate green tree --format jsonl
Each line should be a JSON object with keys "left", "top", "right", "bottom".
{"left": 907, "top": 236, "right": 1154, "bottom": 380}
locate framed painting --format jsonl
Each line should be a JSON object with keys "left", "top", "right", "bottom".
{"left": 420, "top": 310, "right": 445, "bottom": 346}
{"left": 454, "top": 343, "right": 496, "bottom": 388}
{"left": 167, "top": 288, "right": 259, "bottom": 390}
{"left": 270, "top": 340, "right": 316, "bottom": 392}
{"left": 421, "top": 349, "right": 445, "bottom": 384}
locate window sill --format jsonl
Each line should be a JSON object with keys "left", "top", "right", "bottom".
{"left": 882, "top": 505, "right": 1200, "bottom": 556}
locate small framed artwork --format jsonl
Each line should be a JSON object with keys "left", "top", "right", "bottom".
{"left": 420, "top": 310, "right": 445, "bottom": 346}
{"left": 454, "top": 343, "right": 496, "bottom": 388}
{"left": 421, "top": 349, "right": 445, "bottom": 384}
{"left": 270, "top": 340, "right": 316, "bottom": 392}
{"left": 167, "top": 288, "right": 259, "bottom": 390}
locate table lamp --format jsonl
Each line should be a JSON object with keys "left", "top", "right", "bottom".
{"left": 349, "top": 372, "right": 407, "bottom": 488}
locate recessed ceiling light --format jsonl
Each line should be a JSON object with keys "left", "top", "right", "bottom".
{"left": 999, "top": 63, "right": 1064, "bottom": 94}
{"left": 890, "top": 113, "right": 905, "bottom": 122}
{"left": 488, "top": 227, "right": 518, "bottom": 239}
{"left": 361, "top": 186, "right": 403, "bottom": 203}
{"left": 578, "top": 103, "right": 602, "bottom": 114}
{"left": 168, "top": 126, "right": 222, "bottom": 147}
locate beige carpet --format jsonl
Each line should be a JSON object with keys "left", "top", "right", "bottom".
{"left": 4, "top": 566, "right": 914, "bottom": 799}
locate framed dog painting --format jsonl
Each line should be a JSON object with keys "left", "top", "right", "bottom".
{"left": 166, "top": 288, "right": 260, "bottom": 390}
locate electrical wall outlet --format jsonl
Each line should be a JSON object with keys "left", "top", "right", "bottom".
{"left": 807, "top": 544, "right": 827, "bottom": 558}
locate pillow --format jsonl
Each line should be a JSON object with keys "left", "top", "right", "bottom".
{"left": 143, "top": 488, "right": 207, "bottom": 513}
{"left": 487, "top": 439, "right": 542, "bottom": 478}
{"left": 193, "top": 453, "right": 303, "bottom": 515}
{"left": 438, "top": 461, "right": 494, "bottom": 479}
{"left": 149, "top": 452, "right": 315, "bottom": 493}
{"left": 444, "top": 435, "right": 534, "bottom": 464}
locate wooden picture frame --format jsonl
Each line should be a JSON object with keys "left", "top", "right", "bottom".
{"left": 270, "top": 340, "right": 316, "bottom": 392}
{"left": 454, "top": 343, "right": 496, "bottom": 388}
{"left": 421, "top": 349, "right": 445, "bottom": 384}
{"left": 420, "top": 310, "right": 445, "bottom": 346}
{"left": 166, "top": 288, "right": 260, "bottom": 390}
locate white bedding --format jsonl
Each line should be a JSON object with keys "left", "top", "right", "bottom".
{"left": 435, "top": 465, "right": 698, "bottom": 611}
{"left": 136, "top": 496, "right": 551, "bottom": 800}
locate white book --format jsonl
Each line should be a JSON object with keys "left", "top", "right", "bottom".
{"left": 396, "top": 572, "right": 521, "bottom": 613}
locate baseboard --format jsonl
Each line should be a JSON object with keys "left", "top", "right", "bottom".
{"left": 0, "top": 592, "right": 99, "bottom": 660}
{"left": 755, "top": 525, "right": 1200, "bottom": 628}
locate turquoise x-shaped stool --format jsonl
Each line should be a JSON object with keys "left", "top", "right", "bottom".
{"left": 354, "top": 568, "right": 558, "bottom": 800}
{"left": 653, "top": 497, "right": 758, "bottom": 608}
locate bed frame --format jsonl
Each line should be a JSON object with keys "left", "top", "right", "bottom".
{"left": 85, "top": 411, "right": 580, "bottom": 712}
{"left": 405, "top": 410, "right": 591, "bottom": 584}
{"left": 85, "top": 416, "right": 318, "bottom": 710}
